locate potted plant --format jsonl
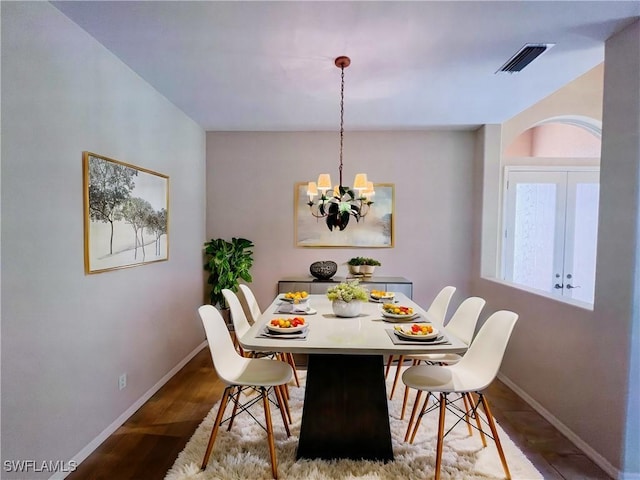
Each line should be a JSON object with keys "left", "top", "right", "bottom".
{"left": 347, "top": 256, "right": 365, "bottom": 275}
{"left": 361, "top": 258, "right": 381, "bottom": 276}
{"left": 326, "top": 280, "right": 368, "bottom": 317}
{"left": 203, "top": 237, "right": 254, "bottom": 310}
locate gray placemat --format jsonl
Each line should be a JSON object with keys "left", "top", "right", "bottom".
{"left": 385, "top": 329, "right": 450, "bottom": 345}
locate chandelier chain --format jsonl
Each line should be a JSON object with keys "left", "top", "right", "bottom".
{"left": 339, "top": 64, "right": 345, "bottom": 187}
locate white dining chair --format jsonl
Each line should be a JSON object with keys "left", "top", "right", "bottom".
{"left": 198, "top": 304, "right": 293, "bottom": 479}
{"left": 387, "top": 286, "right": 457, "bottom": 399}
{"left": 228, "top": 287, "right": 301, "bottom": 388}
{"left": 400, "top": 296, "right": 486, "bottom": 424}
{"left": 239, "top": 283, "right": 261, "bottom": 325}
{"left": 401, "top": 310, "right": 519, "bottom": 480}
{"left": 223, "top": 288, "right": 253, "bottom": 357}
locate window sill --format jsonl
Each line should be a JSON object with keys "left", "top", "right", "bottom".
{"left": 479, "top": 276, "right": 594, "bottom": 312}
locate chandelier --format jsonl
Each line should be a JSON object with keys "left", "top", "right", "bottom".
{"left": 306, "top": 56, "right": 374, "bottom": 231}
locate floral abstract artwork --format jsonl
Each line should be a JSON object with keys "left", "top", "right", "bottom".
{"left": 83, "top": 152, "right": 169, "bottom": 273}
{"left": 295, "top": 182, "right": 394, "bottom": 248}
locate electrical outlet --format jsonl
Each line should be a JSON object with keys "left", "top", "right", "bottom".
{"left": 118, "top": 373, "right": 127, "bottom": 391}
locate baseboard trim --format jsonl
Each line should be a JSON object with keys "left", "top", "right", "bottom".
{"left": 50, "top": 341, "right": 208, "bottom": 480}
{"left": 497, "top": 372, "right": 624, "bottom": 480}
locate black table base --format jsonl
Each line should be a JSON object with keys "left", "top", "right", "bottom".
{"left": 296, "top": 354, "right": 394, "bottom": 462}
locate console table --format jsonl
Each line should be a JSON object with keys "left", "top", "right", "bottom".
{"left": 278, "top": 276, "right": 412, "bottom": 298}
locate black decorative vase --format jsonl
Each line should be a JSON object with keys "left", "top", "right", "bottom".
{"left": 310, "top": 261, "right": 338, "bottom": 281}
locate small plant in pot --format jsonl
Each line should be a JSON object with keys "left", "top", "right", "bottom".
{"left": 347, "top": 256, "right": 365, "bottom": 275}
{"left": 361, "top": 258, "right": 381, "bottom": 276}
{"left": 326, "top": 280, "right": 368, "bottom": 317}
{"left": 203, "top": 237, "right": 254, "bottom": 312}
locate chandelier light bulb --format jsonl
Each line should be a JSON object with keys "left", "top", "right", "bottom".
{"left": 317, "top": 174, "right": 332, "bottom": 192}
{"left": 353, "top": 173, "right": 368, "bottom": 192}
{"left": 307, "top": 181, "right": 318, "bottom": 200}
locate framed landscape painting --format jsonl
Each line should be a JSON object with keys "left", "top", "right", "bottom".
{"left": 83, "top": 152, "right": 169, "bottom": 274}
{"left": 295, "top": 182, "right": 394, "bottom": 248}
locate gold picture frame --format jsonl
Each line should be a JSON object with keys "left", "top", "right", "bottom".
{"left": 83, "top": 152, "right": 169, "bottom": 274}
{"left": 295, "top": 182, "right": 394, "bottom": 248}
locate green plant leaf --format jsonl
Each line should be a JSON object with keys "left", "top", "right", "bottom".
{"left": 203, "top": 237, "right": 254, "bottom": 308}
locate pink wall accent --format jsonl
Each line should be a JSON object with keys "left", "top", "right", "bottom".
{"left": 503, "top": 128, "right": 532, "bottom": 157}
{"left": 531, "top": 123, "right": 600, "bottom": 157}
{"left": 505, "top": 122, "right": 601, "bottom": 157}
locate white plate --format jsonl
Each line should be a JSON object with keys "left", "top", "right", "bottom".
{"left": 381, "top": 310, "right": 419, "bottom": 320}
{"left": 278, "top": 294, "right": 309, "bottom": 303}
{"left": 267, "top": 323, "right": 307, "bottom": 333}
{"left": 370, "top": 292, "right": 395, "bottom": 300}
{"left": 394, "top": 326, "right": 439, "bottom": 340}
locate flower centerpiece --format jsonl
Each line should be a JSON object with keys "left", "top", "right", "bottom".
{"left": 326, "top": 280, "right": 368, "bottom": 317}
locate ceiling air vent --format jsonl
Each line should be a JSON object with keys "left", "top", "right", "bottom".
{"left": 496, "top": 43, "right": 554, "bottom": 73}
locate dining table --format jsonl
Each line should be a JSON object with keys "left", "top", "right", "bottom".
{"left": 239, "top": 292, "right": 467, "bottom": 462}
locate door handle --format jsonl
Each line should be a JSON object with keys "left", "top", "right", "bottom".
{"left": 566, "top": 284, "right": 581, "bottom": 289}
{"left": 554, "top": 283, "right": 563, "bottom": 289}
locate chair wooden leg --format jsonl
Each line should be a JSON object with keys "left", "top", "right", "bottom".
{"left": 201, "top": 386, "right": 232, "bottom": 470}
{"left": 480, "top": 394, "right": 511, "bottom": 480}
{"left": 410, "top": 392, "right": 431, "bottom": 444}
{"left": 384, "top": 355, "right": 394, "bottom": 378}
{"left": 468, "top": 392, "right": 487, "bottom": 446}
{"left": 400, "top": 359, "right": 420, "bottom": 420}
{"left": 389, "top": 355, "right": 404, "bottom": 399}
{"left": 273, "top": 385, "right": 291, "bottom": 437}
{"left": 261, "top": 387, "right": 278, "bottom": 479}
{"left": 277, "top": 385, "right": 292, "bottom": 425}
{"left": 462, "top": 392, "right": 473, "bottom": 436}
{"left": 434, "top": 393, "right": 447, "bottom": 480}
{"left": 286, "top": 353, "right": 300, "bottom": 387}
{"left": 404, "top": 389, "right": 423, "bottom": 442}
{"left": 401, "top": 385, "right": 411, "bottom": 420}
{"left": 226, "top": 386, "right": 241, "bottom": 431}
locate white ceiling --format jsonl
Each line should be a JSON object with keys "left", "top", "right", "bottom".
{"left": 52, "top": 1, "right": 640, "bottom": 131}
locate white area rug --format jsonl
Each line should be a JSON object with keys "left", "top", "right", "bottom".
{"left": 165, "top": 370, "right": 542, "bottom": 480}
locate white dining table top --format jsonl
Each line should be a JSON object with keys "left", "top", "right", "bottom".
{"left": 240, "top": 293, "right": 467, "bottom": 356}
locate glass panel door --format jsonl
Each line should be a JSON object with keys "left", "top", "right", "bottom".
{"left": 503, "top": 171, "right": 567, "bottom": 294}
{"left": 563, "top": 171, "right": 600, "bottom": 303}
{"left": 502, "top": 168, "right": 600, "bottom": 305}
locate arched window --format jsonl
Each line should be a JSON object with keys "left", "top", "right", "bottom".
{"left": 501, "top": 120, "right": 601, "bottom": 305}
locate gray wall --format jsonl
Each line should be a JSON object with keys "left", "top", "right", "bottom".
{"left": 206, "top": 130, "right": 476, "bottom": 310}
{"left": 1, "top": 3, "right": 206, "bottom": 477}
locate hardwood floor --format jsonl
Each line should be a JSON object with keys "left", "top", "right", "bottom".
{"left": 68, "top": 347, "right": 612, "bottom": 480}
